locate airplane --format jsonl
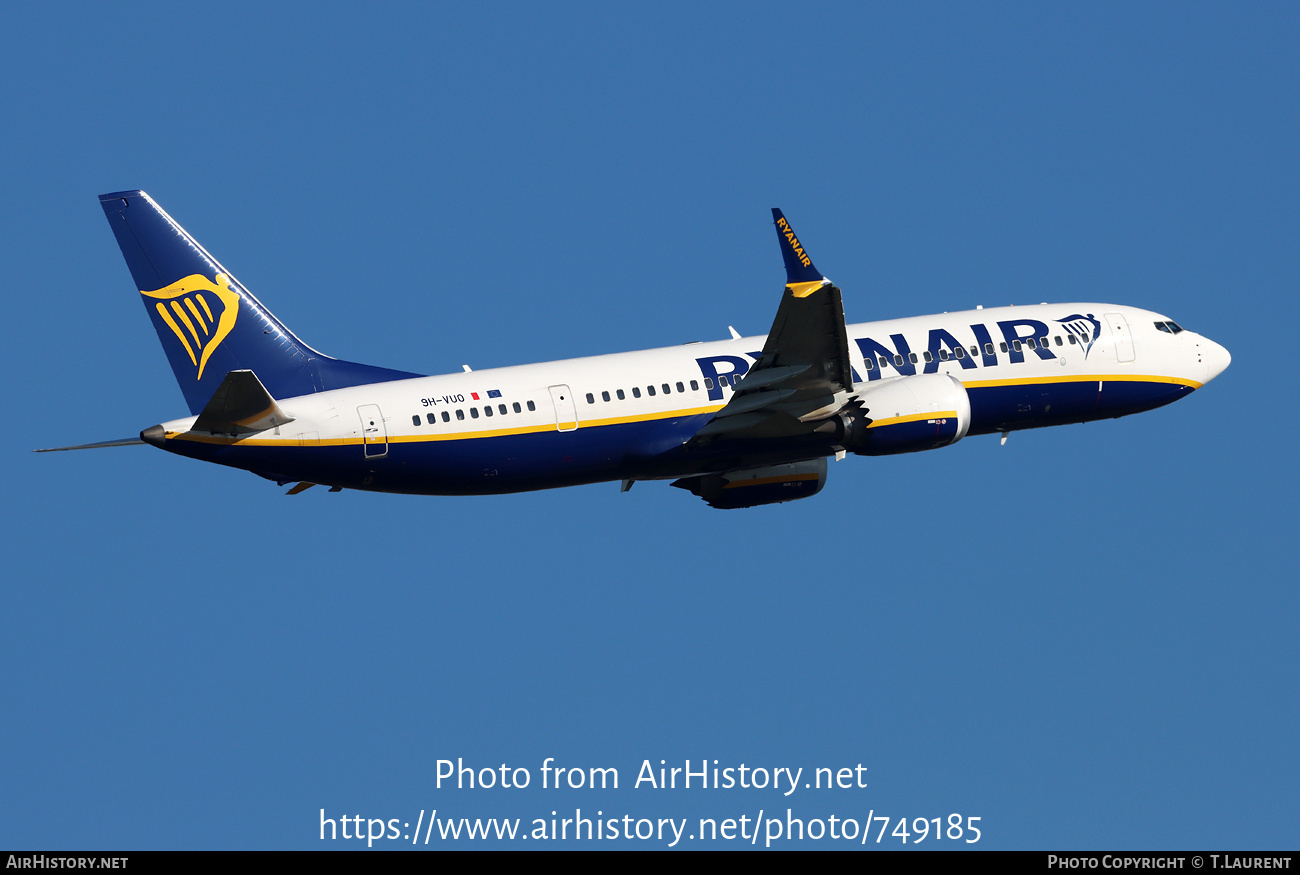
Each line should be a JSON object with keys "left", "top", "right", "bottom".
{"left": 40, "top": 191, "right": 1230, "bottom": 508}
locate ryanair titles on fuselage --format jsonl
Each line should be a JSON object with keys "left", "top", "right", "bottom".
{"left": 691, "top": 313, "right": 1101, "bottom": 401}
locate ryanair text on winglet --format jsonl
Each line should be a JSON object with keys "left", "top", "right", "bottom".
{"left": 776, "top": 216, "right": 812, "bottom": 267}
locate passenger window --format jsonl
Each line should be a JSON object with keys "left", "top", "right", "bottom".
{"left": 954, "top": 347, "right": 965, "bottom": 359}
{"left": 499, "top": 404, "right": 507, "bottom": 415}
{"left": 663, "top": 383, "right": 671, "bottom": 394}
{"left": 512, "top": 402, "right": 522, "bottom": 413}
{"left": 690, "top": 380, "right": 699, "bottom": 391}
{"left": 879, "top": 357, "right": 888, "bottom": 368}
{"left": 456, "top": 409, "right": 465, "bottom": 420}
{"left": 923, "top": 351, "right": 933, "bottom": 363}
{"left": 527, "top": 400, "right": 536, "bottom": 411}
{"left": 970, "top": 346, "right": 979, "bottom": 358}
{"left": 427, "top": 413, "right": 437, "bottom": 424}
{"left": 1068, "top": 335, "right": 1077, "bottom": 344}
{"left": 677, "top": 382, "right": 685, "bottom": 393}
{"left": 602, "top": 391, "right": 610, "bottom": 402}
{"left": 1055, "top": 336, "right": 1063, "bottom": 346}
{"left": 617, "top": 389, "right": 626, "bottom": 400}
{"left": 441, "top": 411, "right": 450, "bottom": 422}
{"left": 470, "top": 408, "right": 479, "bottom": 419}
{"left": 632, "top": 387, "right": 641, "bottom": 398}
{"left": 908, "top": 352, "right": 918, "bottom": 364}
{"left": 586, "top": 392, "right": 595, "bottom": 404}
{"left": 1000, "top": 342, "right": 1008, "bottom": 353}
{"left": 893, "top": 354, "right": 904, "bottom": 367}
{"left": 1012, "top": 340, "right": 1022, "bottom": 351}
{"left": 985, "top": 343, "right": 994, "bottom": 355}
{"left": 647, "top": 385, "right": 656, "bottom": 396}
{"left": 412, "top": 415, "right": 420, "bottom": 426}
{"left": 484, "top": 405, "right": 493, "bottom": 416}
{"left": 864, "top": 358, "right": 875, "bottom": 370}
{"left": 704, "top": 378, "right": 714, "bottom": 389}
{"left": 939, "top": 349, "right": 949, "bottom": 361}
{"left": 1026, "top": 338, "right": 1037, "bottom": 350}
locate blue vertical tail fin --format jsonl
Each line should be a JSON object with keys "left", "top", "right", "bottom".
{"left": 100, "top": 191, "right": 420, "bottom": 414}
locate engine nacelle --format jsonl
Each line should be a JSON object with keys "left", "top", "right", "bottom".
{"left": 671, "top": 458, "right": 828, "bottom": 509}
{"left": 835, "top": 374, "right": 972, "bottom": 456}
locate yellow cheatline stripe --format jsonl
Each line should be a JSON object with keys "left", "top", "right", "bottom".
{"left": 184, "top": 297, "right": 210, "bottom": 335}
{"left": 170, "top": 300, "right": 203, "bottom": 347}
{"left": 566, "top": 404, "right": 723, "bottom": 430}
{"left": 722, "top": 473, "right": 820, "bottom": 489}
{"left": 395, "top": 422, "right": 554, "bottom": 442}
{"left": 155, "top": 303, "right": 196, "bottom": 365}
{"left": 867, "top": 411, "right": 959, "bottom": 429}
{"left": 169, "top": 404, "right": 729, "bottom": 447}
{"left": 196, "top": 292, "right": 214, "bottom": 322}
{"left": 963, "top": 374, "right": 1202, "bottom": 390}
{"left": 786, "top": 280, "right": 824, "bottom": 298}
{"left": 388, "top": 404, "right": 725, "bottom": 442}
{"left": 164, "top": 374, "right": 1196, "bottom": 449}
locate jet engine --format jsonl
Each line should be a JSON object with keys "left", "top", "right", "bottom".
{"left": 825, "top": 373, "right": 972, "bottom": 456}
{"left": 671, "top": 458, "right": 827, "bottom": 509}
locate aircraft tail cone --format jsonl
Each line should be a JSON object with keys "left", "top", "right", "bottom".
{"left": 140, "top": 425, "right": 166, "bottom": 448}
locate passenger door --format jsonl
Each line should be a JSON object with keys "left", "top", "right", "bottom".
{"left": 548, "top": 385, "right": 578, "bottom": 432}
{"left": 358, "top": 404, "right": 388, "bottom": 457}
{"left": 1104, "top": 312, "right": 1135, "bottom": 363}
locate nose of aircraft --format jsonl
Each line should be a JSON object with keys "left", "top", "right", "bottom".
{"left": 1201, "top": 337, "right": 1231, "bottom": 384}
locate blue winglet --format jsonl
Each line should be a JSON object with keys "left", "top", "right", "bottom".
{"left": 771, "top": 208, "right": 825, "bottom": 296}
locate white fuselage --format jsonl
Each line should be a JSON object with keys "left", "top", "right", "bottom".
{"left": 154, "top": 303, "right": 1229, "bottom": 494}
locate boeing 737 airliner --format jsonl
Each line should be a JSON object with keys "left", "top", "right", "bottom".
{"left": 41, "top": 192, "right": 1230, "bottom": 508}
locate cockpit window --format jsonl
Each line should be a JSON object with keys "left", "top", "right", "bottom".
{"left": 1166, "top": 321, "right": 1184, "bottom": 334}
{"left": 1155, "top": 321, "right": 1172, "bottom": 333}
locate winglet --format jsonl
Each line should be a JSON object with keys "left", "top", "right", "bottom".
{"left": 772, "top": 209, "right": 827, "bottom": 297}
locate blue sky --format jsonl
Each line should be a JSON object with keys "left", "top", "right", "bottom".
{"left": 3, "top": 2, "right": 1296, "bottom": 850}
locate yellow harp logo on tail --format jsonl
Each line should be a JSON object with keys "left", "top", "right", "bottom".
{"left": 140, "top": 274, "right": 240, "bottom": 380}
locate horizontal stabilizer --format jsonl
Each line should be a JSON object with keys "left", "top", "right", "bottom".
{"left": 192, "top": 370, "right": 294, "bottom": 434}
{"left": 34, "top": 437, "right": 145, "bottom": 453}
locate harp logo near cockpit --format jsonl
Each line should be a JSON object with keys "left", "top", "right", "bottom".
{"left": 140, "top": 273, "right": 240, "bottom": 380}
{"left": 1056, "top": 313, "right": 1101, "bottom": 359}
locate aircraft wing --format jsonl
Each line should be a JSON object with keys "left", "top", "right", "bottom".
{"left": 691, "top": 209, "right": 854, "bottom": 442}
